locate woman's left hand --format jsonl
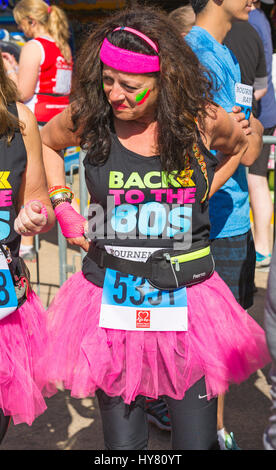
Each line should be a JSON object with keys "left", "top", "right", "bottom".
{"left": 2, "top": 52, "right": 18, "bottom": 72}
{"left": 66, "top": 220, "right": 90, "bottom": 252}
{"left": 14, "top": 201, "right": 48, "bottom": 236}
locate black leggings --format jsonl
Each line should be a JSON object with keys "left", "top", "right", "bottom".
{"left": 0, "top": 410, "right": 10, "bottom": 445}
{"left": 96, "top": 377, "right": 218, "bottom": 450}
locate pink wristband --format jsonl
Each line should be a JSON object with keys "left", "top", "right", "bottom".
{"left": 25, "top": 200, "right": 48, "bottom": 220}
{"left": 54, "top": 201, "right": 86, "bottom": 238}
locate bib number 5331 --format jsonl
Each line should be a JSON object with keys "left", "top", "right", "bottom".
{"left": 99, "top": 268, "right": 188, "bottom": 331}
{"left": 112, "top": 272, "right": 175, "bottom": 307}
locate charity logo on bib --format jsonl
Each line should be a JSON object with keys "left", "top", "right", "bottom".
{"left": 235, "top": 83, "right": 253, "bottom": 120}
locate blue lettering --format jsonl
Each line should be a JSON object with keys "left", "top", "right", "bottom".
{"left": 0, "top": 211, "right": 10, "bottom": 240}
{"left": 111, "top": 204, "right": 137, "bottom": 234}
{"left": 138, "top": 202, "right": 167, "bottom": 237}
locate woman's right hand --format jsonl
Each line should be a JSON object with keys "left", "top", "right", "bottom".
{"left": 14, "top": 201, "right": 48, "bottom": 236}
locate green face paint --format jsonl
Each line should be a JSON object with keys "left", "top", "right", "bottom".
{"left": 135, "top": 88, "right": 150, "bottom": 105}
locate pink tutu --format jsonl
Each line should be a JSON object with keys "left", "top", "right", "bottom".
{"left": 0, "top": 291, "right": 47, "bottom": 425}
{"left": 40, "top": 271, "right": 271, "bottom": 403}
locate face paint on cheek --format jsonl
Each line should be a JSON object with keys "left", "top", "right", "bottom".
{"left": 135, "top": 88, "right": 151, "bottom": 106}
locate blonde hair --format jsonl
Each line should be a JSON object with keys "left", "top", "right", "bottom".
{"left": 13, "top": 0, "right": 71, "bottom": 63}
{"left": 168, "top": 5, "right": 196, "bottom": 35}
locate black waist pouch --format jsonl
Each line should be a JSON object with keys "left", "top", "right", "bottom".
{"left": 88, "top": 241, "right": 215, "bottom": 291}
{"left": 147, "top": 242, "right": 215, "bottom": 290}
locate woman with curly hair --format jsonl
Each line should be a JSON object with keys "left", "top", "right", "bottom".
{"left": 39, "top": 6, "right": 269, "bottom": 450}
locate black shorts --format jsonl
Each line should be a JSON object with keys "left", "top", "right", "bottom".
{"left": 210, "top": 229, "right": 256, "bottom": 310}
{"left": 249, "top": 126, "right": 276, "bottom": 177}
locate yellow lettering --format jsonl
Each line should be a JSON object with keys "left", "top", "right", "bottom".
{"left": 177, "top": 170, "right": 195, "bottom": 187}
{"left": 0, "top": 171, "right": 11, "bottom": 189}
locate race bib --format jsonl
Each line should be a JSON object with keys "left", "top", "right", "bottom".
{"left": 0, "top": 249, "right": 18, "bottom": 320}
{"left": 55, "top": 68, "right": 72, "bottom": 95}
{"left": 99, "top": 268, "right": 188, "bottom": 331}
{"left": 235, "top": 83, "right": 253, "bottom": 120}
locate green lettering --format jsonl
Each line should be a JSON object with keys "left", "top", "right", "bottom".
{"left": 109, "top": 171, "right": 124, "bottom": 188}
{"left": 125, "top": 172, "right": 145, "bottom": 189}
{"left": 143, "top": 171, "right": 161, "bottom": 188}
{"left": 161, "top": 171, "right": 181, "bottom": 188}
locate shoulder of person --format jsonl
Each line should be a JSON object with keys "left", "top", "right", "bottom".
{"left": 21, "top": 38, "right": 42, "bottom": 51}
{"left": 15, "top": 102, "right": 38, "bottom": 132}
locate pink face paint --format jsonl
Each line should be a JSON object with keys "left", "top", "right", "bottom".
{"left": 135, "top": 88, "right": 151, "bottom": 106}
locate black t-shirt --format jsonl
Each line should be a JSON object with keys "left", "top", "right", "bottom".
{"left": 224, "top": 20, "right": 267, "bottom": 116}
{"left": 82, "top": 132, "right": 219, "bottom": 287}
{"left": 0, "top": 103, "right": 27, "bottom": 264}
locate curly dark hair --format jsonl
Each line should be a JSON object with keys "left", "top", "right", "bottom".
{"left": 70, "top": 5, "right": 215, "bottom": 175}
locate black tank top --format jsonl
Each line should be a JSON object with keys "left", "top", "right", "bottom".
{"left": 82, "top": 132, "right": 219, "bottom": 287}
{"left": 0, "top": 103, "right": 27, "bottom": 265}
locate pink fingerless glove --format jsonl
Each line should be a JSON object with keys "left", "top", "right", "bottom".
{"left": 54, "top": 201, "right": 86, "bottom": 238}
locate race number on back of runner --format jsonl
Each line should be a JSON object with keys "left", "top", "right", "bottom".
{"left": 235, "top": 83, "right": 253, "bottom": 121}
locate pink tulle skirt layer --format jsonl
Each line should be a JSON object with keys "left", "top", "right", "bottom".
{"left": 0, "top": 291, "right": 47, "bottom": 425}
{"left": 41, "top": 271, "right": 271, "bottom": 404}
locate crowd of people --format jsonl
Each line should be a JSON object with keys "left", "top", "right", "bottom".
{"left": 0, "top": 0, "right": 275, "bottom": 451}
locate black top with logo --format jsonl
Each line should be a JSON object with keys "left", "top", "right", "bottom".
{"left": 82, "top": 132, "right": 219, "bottom": 287}
{"left": 0, "top": 103, "right": 27, "bottom": 267}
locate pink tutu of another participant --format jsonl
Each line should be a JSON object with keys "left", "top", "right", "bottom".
{"left": 0, "top": 291, "right": 48, "bottom": 425}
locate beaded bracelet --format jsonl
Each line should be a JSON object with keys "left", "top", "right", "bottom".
{"left": 50, "top": 192, "right": 73, "bottom": 203}
{"left": 51, "top": 197, "right": 71, "bottom": 209}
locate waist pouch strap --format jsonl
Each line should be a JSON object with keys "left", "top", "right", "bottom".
{"left": 88, "top": 242, "right": 215, "bottom": 291}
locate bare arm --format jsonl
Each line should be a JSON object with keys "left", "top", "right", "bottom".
{"left": 3, "top": 41, "right": 41, "bottom": 102}
{"left": 199, "top": 105, "right": 262, "bottom": 198}
{"left": 254, "top": 87, "right": 267, "bottom": 101}
{"left": 238, "top": 114, "right": 263, "bottom": 166}
{"left": 15, "top": 102, "right": 55, "bottom": 235}
{"left": 40, "top": 105, "right": 89, "bottom": 251}
{"left": 254, "top": 74, "right": 268, "bottom": 101}
{"left": 41, "top": 105, "right": 80, "bottom": 188}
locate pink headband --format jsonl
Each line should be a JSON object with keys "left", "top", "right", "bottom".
{"left": 100, "top": 27, "right": 160, "bottom": 74}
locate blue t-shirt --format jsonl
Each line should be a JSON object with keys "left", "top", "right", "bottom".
{"left": 249, "top": 9, "right": 276, "bottom": 128}
{"left": 185, "top": 26, "right": 251, "bottom": 239}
